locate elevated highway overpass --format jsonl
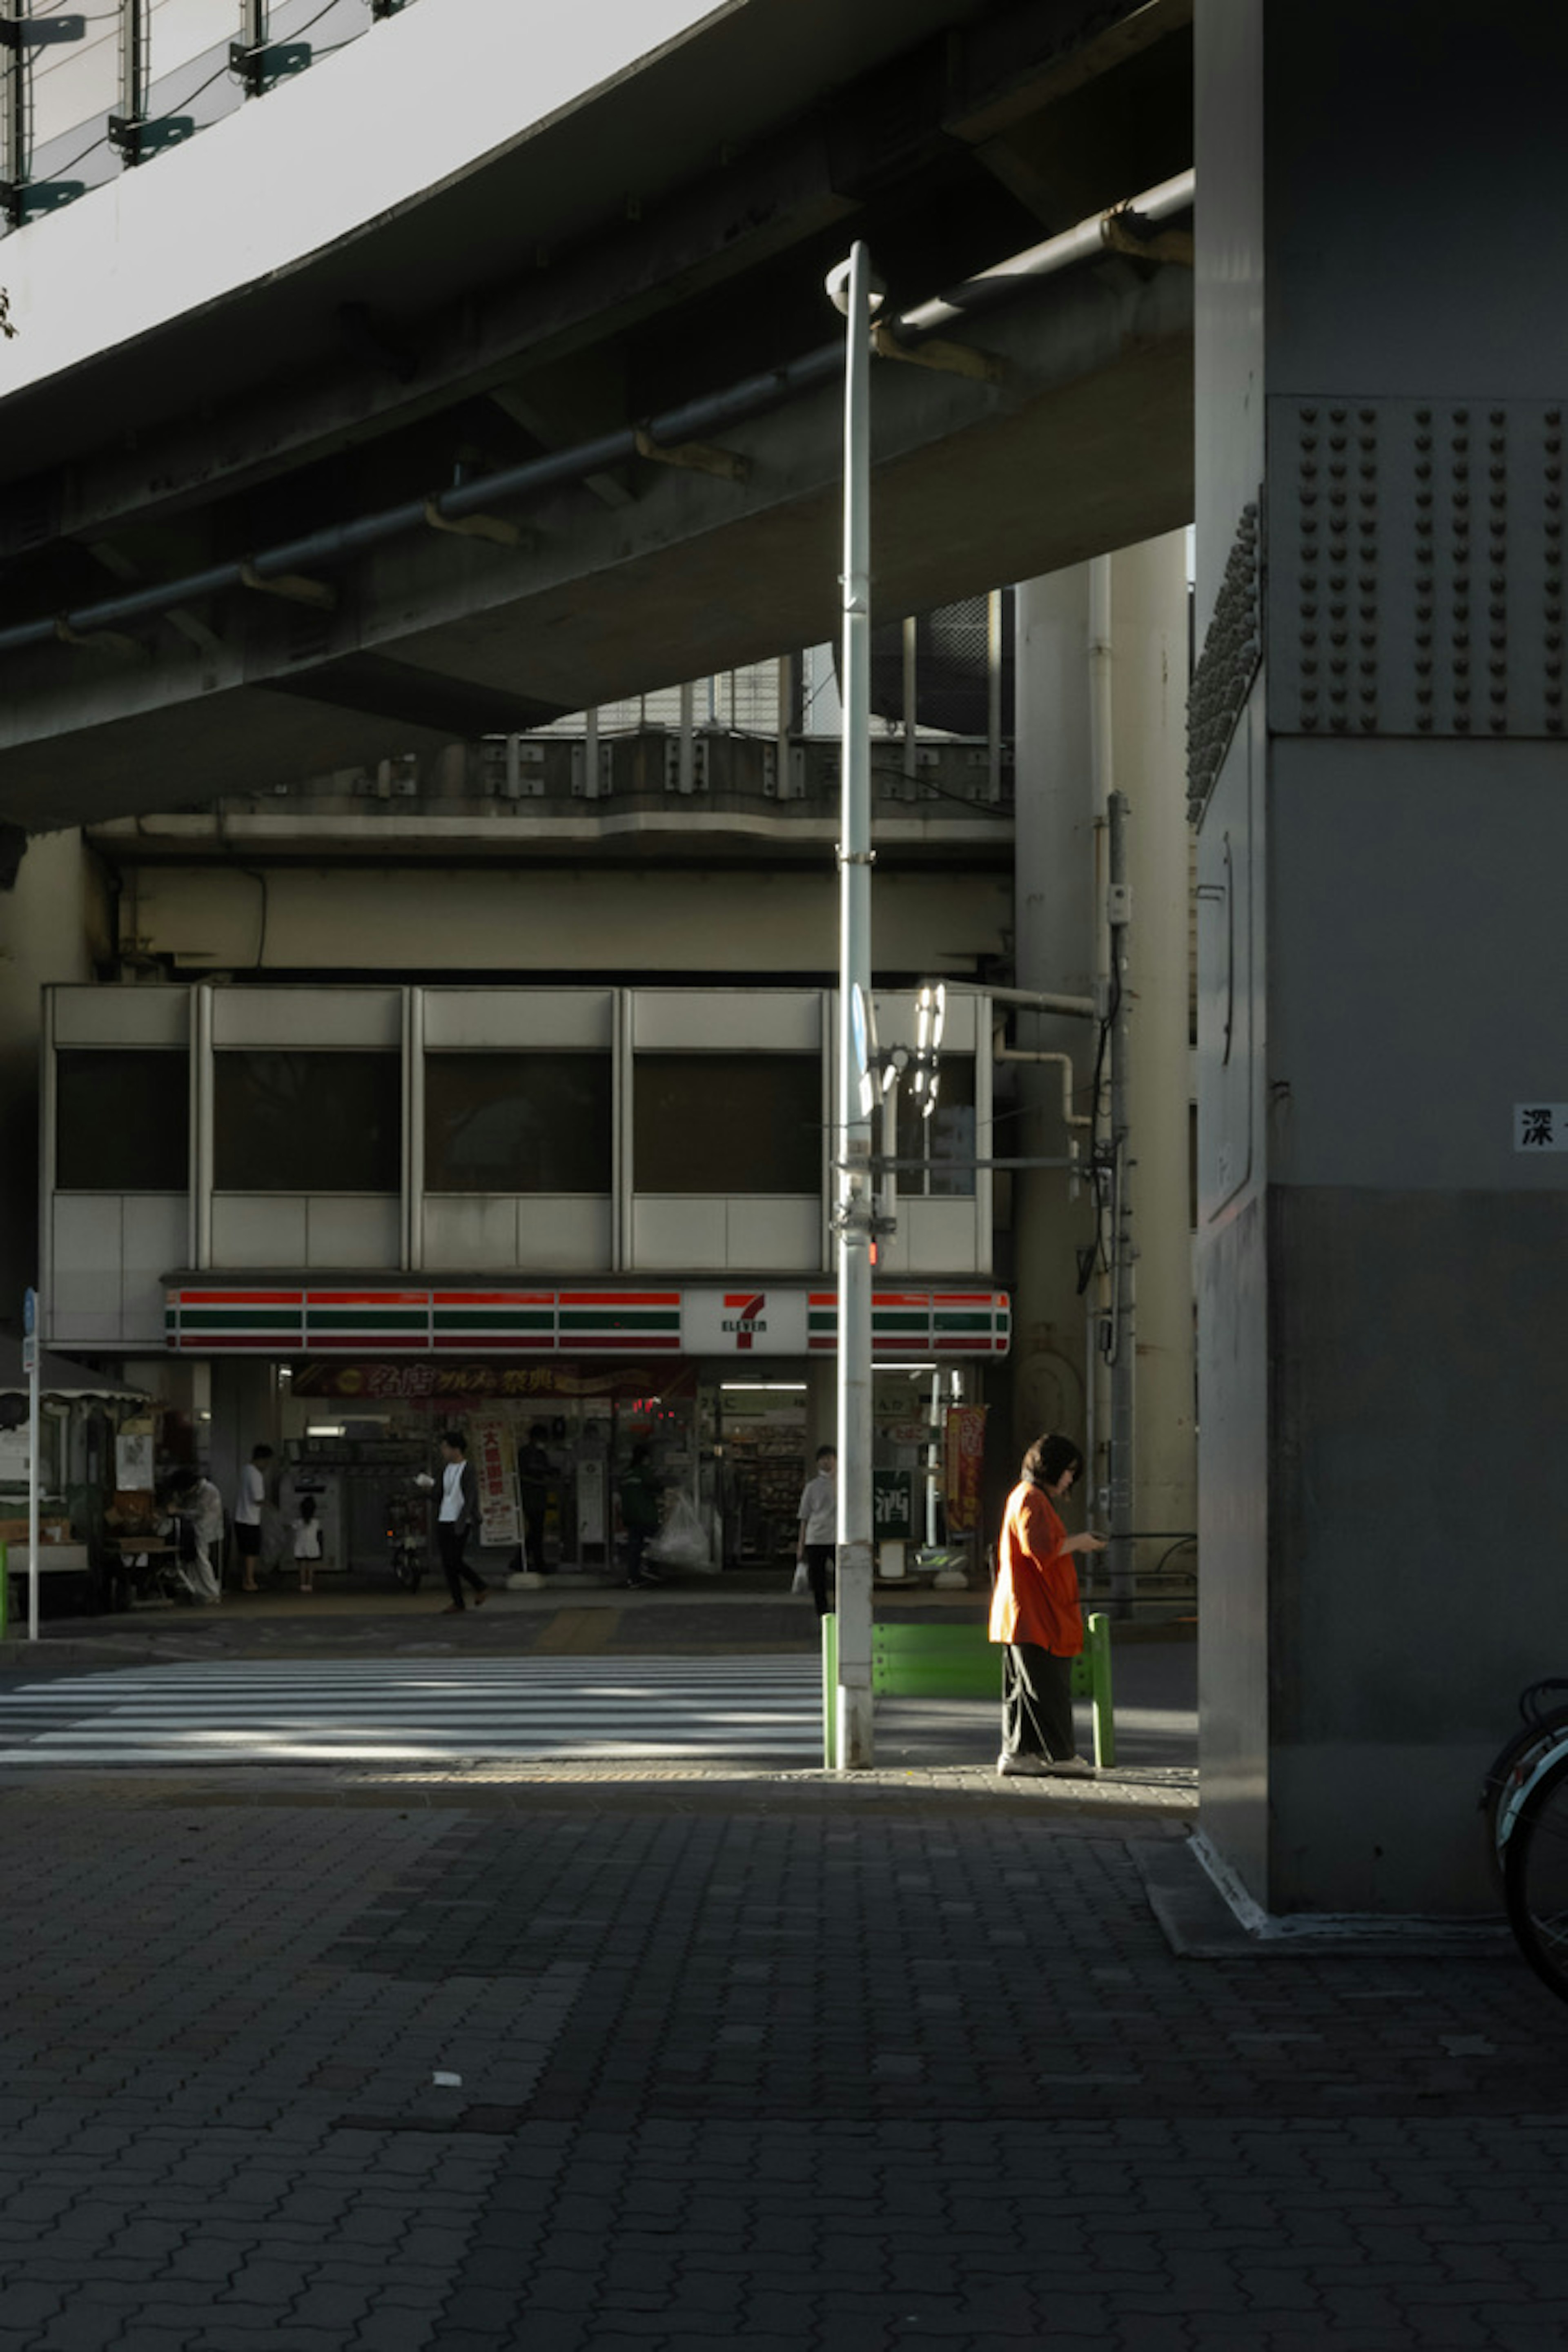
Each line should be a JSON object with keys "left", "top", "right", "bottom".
{"left": 0, "top": 0, "right": 1193, "bottom": 829}
{"left": 11, "top": 0, "right": 1568, "bottom": 1933}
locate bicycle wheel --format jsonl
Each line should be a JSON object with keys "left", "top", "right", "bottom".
{"left": 1481, "top": 1704, "right": 1568, "bottom": 1886}
{"left": 1503, "top": 1744, "right": 1568, "bottom": 2001}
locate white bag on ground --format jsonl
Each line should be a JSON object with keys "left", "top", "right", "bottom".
{"left": 646, "top": 1493, "right": 714, "bottom": 1572}
{"left": 791, "top": 1561, "right": 809, "bottom": 1597}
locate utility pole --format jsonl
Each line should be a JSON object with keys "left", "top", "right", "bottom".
{"left": 827, "top": 241, "right": 880, "bottom": 1768}
{"left": 1104, "top": 790, "right": 1135, "bottom": 1610}
{"left": 24, "top": 1285, "right": 39, "bottom": 1643}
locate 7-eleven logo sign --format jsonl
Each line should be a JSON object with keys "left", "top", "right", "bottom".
{"left": 722, "top": 1292, "right": 768, "bottom": 1348}
{"left": 682, "top": 1289, "right": 809, "bottom": 1354}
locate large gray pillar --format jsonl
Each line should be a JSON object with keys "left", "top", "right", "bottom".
{"left": 1194, "top": 2, "right": 1568, "bottom": 1913}
{"left": 1111, "top": 536, "right": 1197, "bottom": 1570}
{"left": 1013, "top": 548, "right": 1196, "bottom": 1564}
{"left": 1012, "top": 571, "right": 1096, "bottom": 1463}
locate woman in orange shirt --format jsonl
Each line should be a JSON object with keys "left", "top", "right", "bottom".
{"left": 989, "top": 1432, "right": 1106, "bottom": 1777}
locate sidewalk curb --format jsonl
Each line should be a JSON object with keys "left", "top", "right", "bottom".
{"left": 1131, "top": 1833, "right": 1513, "bottom": 1959}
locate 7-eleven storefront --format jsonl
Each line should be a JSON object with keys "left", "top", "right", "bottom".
{"left": 167, "top": 1281, "right": 1010, "bottom": 1578}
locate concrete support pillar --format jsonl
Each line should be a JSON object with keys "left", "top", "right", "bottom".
{"left": 805, "top": 1359, "right": 837, "bottom": 1460}
{"left": 1194, "top": 0, "right": 1568, "bottom": 1913}
{"left": 1011, "top": 569, "right": 1096, "bottom": 1468}
{"left": 1108, "top": 534, "right": 1197, "bottom": 1567}
{"left": 1013, "top": 549, "right": 1196, "bottom": 1572}
{"left": 0, "top": 830, "right": 107, "bottom": 1311}
{"left": 208, "top": 1361, "right": 275, "bottom": 1517}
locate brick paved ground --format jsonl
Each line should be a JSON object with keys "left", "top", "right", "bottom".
{"left": 2, "top": 1745, "right": 1568, "bottom": 2352}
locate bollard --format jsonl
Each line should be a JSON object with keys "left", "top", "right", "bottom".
{"left": 821, "top": 1611, "right": 838, "bottom": 1769}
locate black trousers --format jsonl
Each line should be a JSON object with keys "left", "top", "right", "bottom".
{"left": 803, "top": 1542, "right": 835, "bottom": 1620}
{"left": 1001, "top": 1642, "right": 1077, "bottom": 1761}
{"left": 523, "top": 1504, "right": 551, "bottom": 1573}
{"left": 438, "top": 1523, "right": 486, "bottom": 1607}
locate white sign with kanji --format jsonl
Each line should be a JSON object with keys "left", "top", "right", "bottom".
{"left": 1516, "top": 1104, "right": 1568, "bottom": 1152}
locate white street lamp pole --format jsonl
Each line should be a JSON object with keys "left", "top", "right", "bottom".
{"left": 829, "top": 241, "right": 878, "bottom": 1768}
{"left": 24, "top": 1284, "right": 39, "bottom": 1643}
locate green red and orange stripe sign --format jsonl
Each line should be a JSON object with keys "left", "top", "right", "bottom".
{"left": 165, "top": 1284, "right": 1009, "bottom": 1356}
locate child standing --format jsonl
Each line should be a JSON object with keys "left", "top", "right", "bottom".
{"left": 293, "top": 1494, "right": 323, "bottom": 1595}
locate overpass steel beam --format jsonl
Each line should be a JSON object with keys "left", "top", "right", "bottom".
{"left": 0, "top": 172, "right": 1193, "bottom": 667}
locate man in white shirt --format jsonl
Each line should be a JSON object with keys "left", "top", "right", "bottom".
{"left": 795, "top": 1444, "right": 837, "bottom": 1620}
{"left": 168, "top": 1470, "right": 225, "bottom": 1604}
{"left": 436, "top": 1430, "right": 488, "bottom": 1615}
{"left": 234, "top": 1443, "right": 272, "bottom": 1595}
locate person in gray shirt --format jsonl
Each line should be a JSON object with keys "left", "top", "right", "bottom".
{"left": 795, "top": 1444, "right": 837, "bottom": 1619}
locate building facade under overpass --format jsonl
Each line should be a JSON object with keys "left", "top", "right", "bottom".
{"left": 42, "top": 966, "right": 1008, "bottom": 1583}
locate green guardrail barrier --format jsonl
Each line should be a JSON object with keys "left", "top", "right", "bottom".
{"left": 821, "top": 1611, "right": 1115, "bottom": 1770}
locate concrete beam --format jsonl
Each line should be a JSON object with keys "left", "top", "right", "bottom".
{"left": 0, "top": 257, "right": 1192, "bottom": 831}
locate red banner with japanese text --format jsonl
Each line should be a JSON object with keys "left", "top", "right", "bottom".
{"left": 943, "top": 1404, "right": 988, "bottom": 1536}
{"left": 471, "top": 1413, "right": 521, "bottom": 1548}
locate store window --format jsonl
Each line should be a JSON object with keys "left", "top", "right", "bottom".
{"left": 214, "top": 1052, "right": 400, "bottom": 1192}
{"left": 635, "top": 1053, "right": 821, "bottom": 1194}
{"left": 56, "top": 1049, "right": 189, "bottom": 1190}
{"left": 425, "top": 1053, "right": 612, "bottom": 1193}
{"left": 909, "top": 1055, "right": 976, "bottom": 1197}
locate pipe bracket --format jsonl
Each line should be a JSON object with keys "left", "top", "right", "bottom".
{"left": 238, "top": 562, "right": 337, "bottom": 610}
{"left": 634, "top": 427, "right": 750, "bottom": 484}
{"left": 871, "top": 324, "right": 1009, "bottom": 383}
{"left": 423, "top": 500, "right": 523, "bottom": 549}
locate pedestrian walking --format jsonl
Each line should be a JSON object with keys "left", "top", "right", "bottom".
{"left": 434, "top": 1430, "right": 488, "bottom": 1615}
{"left": 292, "top": 1494, "right": 322, "bottom": 1595}
{"left": 517, "top": 1422, "right": 554, "bottom": 1575}
{"left": 618, "top": 1443, "right": 663, "bottom": 1588}
{"left": 166, "top": 1469, "right": 225, "bottom": 1604}
{"left": 989, "top": 1432, "right": 1105, "bottom": 1777}
{"left": 234, "top": 1441, "right": 272, "bottom": 1593}
{"left": 795, "top": 1443, "right": 837, "bottom": 1618}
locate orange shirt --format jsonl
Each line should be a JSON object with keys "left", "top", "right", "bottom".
{"left": 988, "top": 1479, "right": 1083, "bottom": 1655}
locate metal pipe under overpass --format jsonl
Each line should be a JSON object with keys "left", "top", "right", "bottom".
{"left": 0, "top": 172, "right": 1194, "bottom": 660}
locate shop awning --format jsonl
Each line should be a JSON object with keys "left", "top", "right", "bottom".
{"left": 0, "top": 1339, "right": 150, "bottom": 1400}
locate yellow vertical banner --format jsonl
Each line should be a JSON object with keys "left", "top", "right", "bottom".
{"left": 472, "top": 1412, "right": 521, "bottom": 1547}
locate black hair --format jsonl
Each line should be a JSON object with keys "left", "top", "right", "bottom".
{"left": 630, "top": 1442, "right": 651, "bottom": 1465}
{"left": 1021, "top": 1432, "right": 1085, "bottom": 1490}
{"left": 815, "top": 1443, "right": 836, "bottom": 1464}
{"left": 298, "top": 1495, "right": 317, "bottom": 1521}
{"left": 252, "top": 1443, "right": 274, "bottom": 1462}
{"left": 528, "top": 1421, "right": 549, "bottom": 1442}
{"left": 441, "top": 1430, "right": 468, "bottom": 1454}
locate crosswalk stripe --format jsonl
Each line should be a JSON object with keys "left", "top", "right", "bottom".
{"left": 0, "top": 1657, "right": 824, "bottom": 1766}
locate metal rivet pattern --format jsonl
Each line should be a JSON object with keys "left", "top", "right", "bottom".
{"left": 1187, "top": 498, "right": 1261, "bottom": 824}
{"left": 1269, "top": 396, "right": 1566, "bottom": 737}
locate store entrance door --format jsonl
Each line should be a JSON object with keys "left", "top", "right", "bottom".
{"left": 716, "top": 1381, "right": 806, "bottom": 1571}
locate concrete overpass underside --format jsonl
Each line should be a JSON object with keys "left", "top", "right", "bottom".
{"left": 0, "top": 0, "right": 1192, "bottom": 832}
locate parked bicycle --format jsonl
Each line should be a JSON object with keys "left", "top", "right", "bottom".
{"left": 1483, "top": 1678, "right": 1568, "bottom": 1998}
{"left": 386, "top": 1490, "right": 428, "bottom": 1595}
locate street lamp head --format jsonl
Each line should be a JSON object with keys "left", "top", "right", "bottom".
{"left": 825, "top": 253, "right": 886, "bottom": 318}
